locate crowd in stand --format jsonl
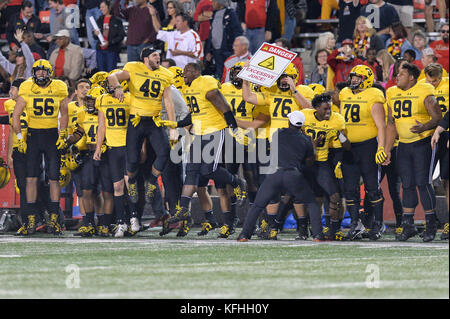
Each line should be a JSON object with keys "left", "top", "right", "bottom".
{"left": 0, "top": 0, "right": 448, "bottom": 94}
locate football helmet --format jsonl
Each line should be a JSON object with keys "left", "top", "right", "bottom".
{"left": 229, "top": 62, "right": 245, "bottom": 89}
{"left": 348, "top": 65, "right": 374, "bottom": 90}
{"left": 32, "top": 59, "right": 53, "bottom": 86}
{"left": 0, "top": 161, "right": 11, "bottom": 189}
{"left": 84, "top": 86, "right": 106, "bottom": 114}
{"left": 89, "top": 71, "right": 109, "bottom": 89}
{"left": 168, "top": 66, "right": 184, "bottom": 90}
{"left": 277, "top": 63, "right": 298, "bottom": 91}
{"left": 308, "top": 83, "right": 326, "bottom": 96}
{"left": 64, "top": 153, "right": 79, "bottom": 171}
{"left": 59, "top": 167, "right": 71, "bottom": 188}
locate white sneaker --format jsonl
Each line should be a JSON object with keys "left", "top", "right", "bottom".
{"left": 130, "top": 217, "right": 140, "bottom": 232}
{"left": 115, "top": 223, "right": 127, "bottom": 238}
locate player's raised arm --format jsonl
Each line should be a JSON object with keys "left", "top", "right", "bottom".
{"left": 108, "top": 70, "right": 129, "bottom": 101}
{"left": 205, "top": 89, "right": 237, "bottom": 128}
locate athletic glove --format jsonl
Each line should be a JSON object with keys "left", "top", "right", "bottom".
{"left": 56, "top": 136, "right": 68, "bottom": 150}
{"left": 160, "top": 120, "right": 178, "bottom": 129}
{"left": 375, "top": 147, "right": 387, "bottom": 164}
{"left": 334, "top": 161, "right": 343, "bottom": 179}
{"left": 17, "top": 136, "right": 27, "bottom": 154}
{"left": 59, "top": 128, "right": 68, "bottom": 139}
{"left": 224, "top": 111, "right": 237, "bottom": 129}
{"left": 131, "top": 114, "right": 141, "bottom": 127}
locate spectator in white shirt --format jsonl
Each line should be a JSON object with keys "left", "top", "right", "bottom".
{"left": 156, "top": 12, "right": 203, "bottom": 69}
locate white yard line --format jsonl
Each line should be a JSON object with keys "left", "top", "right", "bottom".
{"left": 0, "top": 235, "right": 448, "bottom": 249}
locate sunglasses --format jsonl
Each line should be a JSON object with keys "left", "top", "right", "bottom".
{"left": 441, "top": 30, "right": 449, "bottom": 33}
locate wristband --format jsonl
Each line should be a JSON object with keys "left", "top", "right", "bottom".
{"left": 16, "top": 132, "right": 23, "bottom": 140}
{"left": 224, "top": 111, "right": 237, "bottom": 129}
{"left": 338, "top": 132, "right": 347, "bottom": 143}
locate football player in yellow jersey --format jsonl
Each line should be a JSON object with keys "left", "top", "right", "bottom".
{"left": 302, "top": 93, "right": 350, "bottom": 240}
{"left": 65, "top": 87, "right": 115, "bottom": 237}
{"left": 163, "top": 62, "right": 247, "bottom": 237}
{"left": 385, "top": 63, "right": 442, "bottom": 242}
{"left": 423, "top": 63, "right": 449, "bottom": 235}
{"left": 218, "top": 62, "right": 259, "bottom": 236}
{"left": 12, "top": 60, "right": 69, "bottom": 236}
{"left": 94, "top": 79, "right": 131, "bottom": 238}
{"left": 107, "top": 46, "right": 177, "bottom": 221}
{"left": 66, "top": 79, "right": 91, "bottom": 227}
{"left": 339, "top": 65, "right": 388, "bottom": 241}
{"left": 5, "top": 78, "right": 30, "bottom": 235}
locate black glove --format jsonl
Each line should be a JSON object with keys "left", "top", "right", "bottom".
{"left": 224, "top": 111, "right": 237, "bottom": 129}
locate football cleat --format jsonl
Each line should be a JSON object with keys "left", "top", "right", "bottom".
{"left": 313, "top": 233, "right": 327, "bottom": 242}
{"left": 218, "top": 224, "right": 232, "bottom": 238}
{"left": 114, "top": 223, "right": 128, "bottom": 238}
{"left": 422, "top": 222, "right": 437, "bottom": 242}
{"left": 441, "top": 222, "right": 449, "bottom": 240}
{"left": 295, "top": 224, "right": 309, "bottom": 240}
{"left": 144, "top": 181, "right": 157, "bottom": 204}
{"left": 176, "top": 220, "right": 190, "bottom": 237}
{"left": 124, "top": 225, "right": 138, "bottom": 237}
{"left": 346, "top": 220, "right": 365, "bottom": 240}
{"left": 334, "top": 231, "right": 347, "bottom": 241}
{"left": 396, "top": 223, "right": 418, "bottom": 241}
{"left": 368, "top": 221, "right": 385, "bottom": 241}
{"left": 361, "top": 228, "right": 371, "bottom": 239}
{"left": 395, "top": 226, "right": 403, "bottom": 241}
{"left": 167, "top": 205, "right": 190, "bottom": 224}
{"left": 127, "top": 181, "right": 139, "bottom": 204}
{"left": 98, "top": 225, "right": 110, "bottom": 237}
{"left": 15, "top": 225, "right": 28, "bottom": 236}
{"left": 237, "top": 233, "right": 249, "bottom": 242}
{"left": 159, "top": 213, "right": 174, "bottom": 236}
{"left": 26, "top": 214, "right": 37, "bottom": 235}
{"left": 233, "top": 177, "right": 248, "bottom": 207}
{"left": 322, "top": 227, "right": 334, "bottom": 241}
{"left": 77, "top": 224, "right": 96, "bottom": 237}
{"left": 130, "top": 213, "right": 140, "bottom": 232}
{"left": 256, "top": 218, "right": 269, "bottom": 239}
{"left": 197, "top": 222, "right": 216, "bottom": 236}
{"left": 268, "top": 228, "right": 278, "bottom": 240}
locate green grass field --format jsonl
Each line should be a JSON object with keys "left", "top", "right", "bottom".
{"left": 0, "top": 228, "right": 448, "bottom": 299}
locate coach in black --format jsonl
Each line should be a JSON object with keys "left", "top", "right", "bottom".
{"left": 237, "top": 111, "right": 324, "bottom": 241}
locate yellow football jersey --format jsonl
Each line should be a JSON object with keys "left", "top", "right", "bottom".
{"left": 256, "top": 88, "right": 302, "bottom": 139}
{"left": 221, "top": 82, "right": 254, "bottom": 122}
{"left": 386, "top": 82, "right": 436, "bottom": 143}
{"left": 5, "top": 99, "right": 28, "bottom": 148}
{"left": 295, "top": 84, "right": 315, "bottom": 103}
{"left": 434, "top": 77, "right": 449, "bottom": 115}
{"left": 67, "top": 101, "right": 84, "bottom": 135}
{"left": 77, "top": 110, "right": 99, "bottom": 145}
{"left": 417, "top": 68, "right": 448, "bottom": 82}
{"left": 19, "top": 79, "right": 68, "bottom": 129}
{"left": 183, "top": 76, "right": 228, "bottom": 135}
{"left": 339, "top": 87, "right": 385, "bottom": 143}
{"left": 331, "top": 103, "right": 340, "bottom": 114}
{"left": 97, "top": 93, "right": 131, "bottom": 147}
{"left": 123, "top": 62, "right": 173, "bottom": 117}
{"left": 302, "top": 109, "right": 345, "bottom": 162}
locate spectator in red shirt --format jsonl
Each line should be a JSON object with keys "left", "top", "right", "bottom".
{"left": 275, "top": 37, "right": 305, "bottom": 85}
{"left": 327, "top": 38, "right": 364, "bottom": 86}
{"left": 429, "top": 23, "right": 449, "bottom": 72}
{"left": 193, "top": 0, "right": 213, "bottom": 47}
